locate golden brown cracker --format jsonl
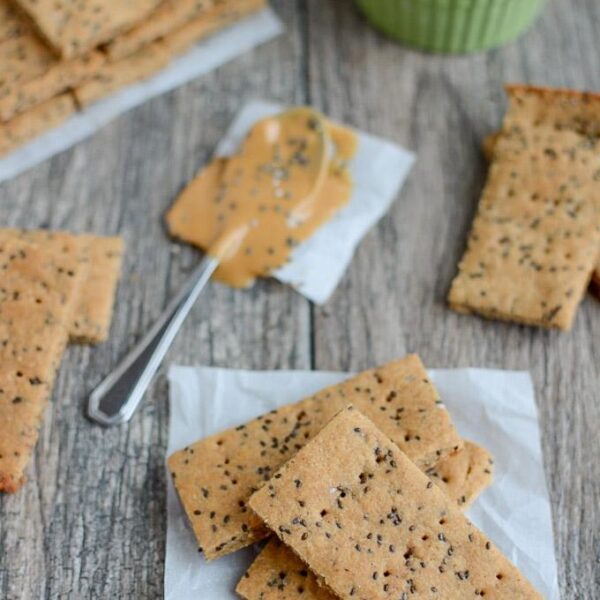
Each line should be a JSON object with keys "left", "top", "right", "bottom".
{"left": 249, "top": 407, "right": 541, "bottom": 600}
{"left": 0, "top": 41, "right": 104, "bottom": 122}
{"left": 70, "top": 235, "right": 124, "bottom": 344}
{"left": 0, "top": 233, "right": 86, "bottom": 493}
{"left": 449, "top": 85, "right": 600, "bottom": 330}
{"left": 12, "top": 0, "right": 163, "bottom": 59}
{"left": 0, "top": 93, "right": 76, "bottom": 157}
{"left": 426, "top": 440, "right": 494, "bottom": 509}
{"left": 168, "top": 356, "right": 462, "bottom": 560}
{"left": 237, "top": 442, "right": 495, "bottom": 600}
{"left": 482, "top": 127, "right": 600, "bottom": 300}
{"left": 236, "top": 538, "right": 334, "bottom": 600}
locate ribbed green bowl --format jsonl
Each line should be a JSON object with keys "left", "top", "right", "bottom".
{"left": 354, "top": 0, "right": 546, "bottom": 53}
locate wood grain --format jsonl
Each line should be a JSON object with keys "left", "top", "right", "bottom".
{"left": 0, "top": 0, "right": 598, "bottom": 597}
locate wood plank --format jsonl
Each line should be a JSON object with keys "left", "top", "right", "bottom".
{"left": 306, "top": 1, "right": 600, "bottom": 598}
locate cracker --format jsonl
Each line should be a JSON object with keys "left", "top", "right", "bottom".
{"left": 236, "top": 538, "right": 334, "bottom": 600}
{"left": 449, "top": 85, "right": 600, "bottom": 330}
{"left": 12, "top": 0, "right": 163, "bottom": 59}
{"left": 73, "top": 42, "right": 170, "bottom": 108}
{"left": 0, "top": 93, "right": 76, "bottom": 157}
{"left": 592, "top": 257, "right": 600, "bottom": 299}
{"left": 168, "top": 355, "right": 462, "bottom": 560}
{"left": 483, "top": 128, "right": 600, "bottom": 300}
{"left": 0, "top": 37, "right": 104, "bottom": 122}
{"left": 425, "top": 441, "right": 494, "bottom": 509}
{"left": 70, "top": 235, "right": 124, "bottom": 344}
{"left": 159, "top": 0, "right": 266, "bottom": 58}
{"left": 249, "top": 407, "right": 541, "bottom": 600}
{"left": 0, "top": 1, "right": 30, "bottom": 43}
{"left": 10, "top": 230, "right": 125, "bottom": 343}
{"left": 237, "top": 442, "right": 494, "bottom": 600}
{"left": 0, "top": 233, "right": 86, "bottom": 493}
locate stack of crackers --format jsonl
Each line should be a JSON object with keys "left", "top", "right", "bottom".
{"left": 449, "top": 85, "right": 600, "bottom": 330}
{"left": 0, "top": 0, "right": 267, "bottom": 157}
{"left": 168, "top": 355, "right": 542, "bottom": 598}
{"left": 0, "top": 229, "right": 124, "bottom": 493}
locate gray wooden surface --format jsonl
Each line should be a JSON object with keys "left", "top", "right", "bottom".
{"left": 0, "top": 0, "right": 598, "bottom": 597}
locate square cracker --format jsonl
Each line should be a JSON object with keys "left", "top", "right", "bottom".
{"left": 168, "top": 355, "right": 462, "bottom": 560}
{"left": 0, "top": 1, "right": 105, "bottom": 122}
{"left": 237, "top": 441, "right": 494, "bottom": 600}
{"left": 249, "top": 407, "right": 541, "bottom": 600}
{"left": 449, "top": 85, "right": 600, "bottom": 330}
{"left": 12, "top": 0, "right": 163, "bottom": 59}
{"left": 0, "top": 93, "right": 76, "bottom": 157}
{"left": 2, "top": 230, "right": 125, "bottom": 344}
{"left": 0, "top": 234, "right": 86, "bottom": 493}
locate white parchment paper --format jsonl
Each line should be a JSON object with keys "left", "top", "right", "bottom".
{"left": 166, "top": 365, "right": 559, "bottom": 600}
{"left": 214, "top": 100, "right": 415, "bottom": 304}
{"left": 0, "top": 8, "right": 284, "bottom": 183}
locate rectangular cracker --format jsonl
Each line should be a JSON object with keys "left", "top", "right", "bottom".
{"left": 73, "top": 41, "right": 171, "bottom": 108}
{"left": 167, "top": 355, "right": 462, "bottom": 560}
{"left": 1, "top": 230, "right": 125, "bottom": 343}
{"left": 449, "top": 85, "right": 600, "bottom": 330}
{"left": 0, "top": 93, "right": 76, "bottom": 157}
{"left": 237, "top": 441, "right": 494, "bottom": 600}
{"left": 12, "top": 0, "right": 163, "bottom": 59}
{"left": 483, "top": 128, "right": 600, "bottom": 301}
{"left": 249, "top": 407, "right": 541, "bottom": 600}
{"left": 0, "top": 234, "right": 86, "bottom": 493}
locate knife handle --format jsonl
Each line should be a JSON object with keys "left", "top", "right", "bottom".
{"left": 87, "top": 255, "right": 219, "bottom": 426}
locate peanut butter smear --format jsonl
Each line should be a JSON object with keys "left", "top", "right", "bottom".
{"left": 166, "top": 107, "right": 358, "bottom": 287}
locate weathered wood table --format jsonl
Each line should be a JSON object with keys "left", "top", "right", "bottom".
{"left": 1, "top": 1, "right": 598, "bottom": 597}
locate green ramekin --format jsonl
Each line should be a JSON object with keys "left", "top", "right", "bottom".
{"left": 354, "top": 0, "right": 547, "bottom": 54}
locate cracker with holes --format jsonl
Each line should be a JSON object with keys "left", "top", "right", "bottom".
{"left": 0, "top": 234, "right": 86, "bottom": 493}
{"left": 449, "top": 85, "right": 600, "bottom": 330}
{"left": 249, "top": 407, "right": 541, "bottom": 599}
{"left": 237, "top": 441, "right": 494, "bottom": 600}
{"left": 167, "top": 355, "right": 462, "bottom": 560}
